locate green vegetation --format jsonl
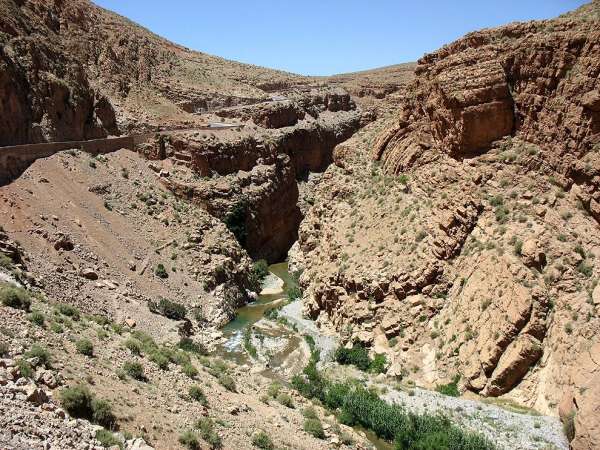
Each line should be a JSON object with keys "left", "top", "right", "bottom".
{"left": 303, "top": 417, "right": 325, "bottom": 439}
{"left": 26, "top": 344, "right": 51, "bottom": 367}
{"left": 60, "top": 385, "right": 116, "bottom": 428}
{"left": 179, "top": 430, "right": 200, "bottom": 450}
{"left": 276, "top": 392, "right": 294, "bottom": 408}
{"left": 249, "top": 259, "right": 269, "bottom": 290}
{"left": 0, "top": 341, "right": 8, "bottom": 357}
{"left": 286, "top": 285, "right": 303, "bottom": 301}
{"left": 95, "top": 429, "right": 121, "bottom": 448}
{"left": 154, "top": 264, "right": 169, "bottom": 279}
{"left": 195, "top": 417, "right": 222, "bottom": 449}
{"left": 189, "top": 385, "right": 208, "bottom": 406}
{"left": 563, "top": 412, "right": 576, "bottom": 442}
{"left": 124, "top": 338, "right": 143, "bottom": 355}
{"left": 150, "top": 297, "right": 187, "bottom": 320}
{"left": 435, "top": 375, "right": 461, "bottom": 397}
{"left": 76, "top": 338, "right": 94, "bottom": 357}
{"left": 122, "top": 361, "right": 145, "bottom": 381}
{"left": 0, "top": 283, "right": 31, "bottom": 310}
{"left": 182, "top": 362, "right": 199, "bottom": 379}
{"left": 55, "top": 303, "right": 80, "bottom": 320}
{"left": 251, "top": 431, "right": 274, "bottom": 449}
{"left": 292, "top": 360, "right": 494, "bottom": 450}
{"left": 334, "top": 343, "right": 387, "bottom": 373}
{"left": 17, "top": 358, "right": 33, "bottom": 378}
{"left": 243, "top": 326, "right": 258, "bottom": 358}
{"left": 179, "top": 337, "right": 208, "bottom": 355}
{"left": 0, "top": 253, "right": 13, "bottom": 269}
{"left": 224, "top": 200, "right": 248, "bottom": 246}
{"left": 28, "top": 310, "right": 45, "bottom": 326}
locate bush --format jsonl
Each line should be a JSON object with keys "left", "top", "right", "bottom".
{"left": 435, "top": 375, "right": 460, "bottom": 397}
{"left": 56, "top": 303, "right": 80, "bottom": 320}
{"left": 302, "top": 406, "right": 319, "bottom": 420}
{"left": 563, "top": 412, "right": 576, "bottom": 442}
{"left": 251, "top": 431, "right": 274, "bottom": 450}
{"left": 0, "top": 284, "right": 31, "bottom": 310}
{"left": 243, "top": 327, "right": 257, "bottom": 358}
{"left": 152, "top": 298, "right": 186, "bottom": 320}
{"left": 179, "top": 430, "right": 200, "bottom": 450}
{"left": 123, "top": 361, "right": 145, "bottom": 381}
{"left": 179, "top": 337, "right": 207, "bottom": 355}
{"left": 60, "top": 385, "right": 94, "bottom": 419}
{"left": 26, "top": 344, "right": 51, "bottom": 367}
{"left": 249, "top": 259, "right": 269, "bottom": 290}
{"left": 182, "top": 363, "right": 198, "bottom": 379}
{"left": 286, "top": 285, "right": 302, "bottom": 301}
{"left": 95, "top": 429, "right": 121, "bottom": 448}
{"left": 267, "top": 382, "right": 281, "bottom": 398}
{"left": 17, "top": 359, "right": 33, "bottom": 378}
{"left": 0, "top": 253, "right": 13, "bottom": 269}
{"left": 76, "top": 339, "right": 94, "bottom": 357}
{"left": 154, "top": 264, "right": 169, "bottom": 279}
{"left": 218, "top": 374, "right": 236, "bottom": 392}
{"left": 303, "top": 418, "right": 325, "bottom": 439}
{"left": 195, "top": 417, "right": 222, "bottom": 449}
{"left": 293, "top": 361, "right": 494, "bottom": 450}
{"left": 91, "top": 398, "right": 116, "bottom": 428}
{"left": 370, "top": 353, "right": 388, "bottom": 374}
{"left": 28, "top": 310, "right": 45, "bottom": 326}
{"left": 0, "top": 341, "right": 8, "bottom": 357}
{"left": 334, "top": 344, "right": 371, "bottom": 371}
{"left": 276, "top": 392, "right": 294, "bottom": 408}
{"left": 124, "top": 338, "right": 143, "bottom": 355}
{"left": 224, "top": 200, "right": 248, "bottom": 246}
{"left": 148, "top": 350, "right": 170, "bottom": 370}
{"left": 189, "top": 385, "right": 208, "bottom": 406}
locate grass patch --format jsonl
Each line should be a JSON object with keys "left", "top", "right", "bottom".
{"left": 251, "top": 431, "right": 274, "bottom": 449}
{"left": 0, "top": 284, "right": 31, "bottom": 310}
{"left": 76, "top": 338, "right": 94, "bottom": 357}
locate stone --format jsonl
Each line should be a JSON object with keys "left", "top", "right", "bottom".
{"left": 25, "top": 385, "right": 49, "bottom": 404}
{"left": 124, "top": 318, "right": 136, "bottom": 328}
{"left": 520, "top": 239, "right": 545, "bottom": 269}
{"left": 592, "top": 284, "right": 600, "bottom": 306}
{"left": 80, "top": 268, "right": 98, "bottom": 280}
{"left": 128, "top": 438, "right": 155, "bottom": 450}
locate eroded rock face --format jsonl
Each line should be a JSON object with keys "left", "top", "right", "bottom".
{"left": 0, "top": 0, "right": 119, "bottom": 145}
{"left": 291, "top": 4, "right": 600, "bottom": 450}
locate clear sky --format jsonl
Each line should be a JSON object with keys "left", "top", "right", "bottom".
{"left": 93, "top": 0, "right": 588, "bottom": 76}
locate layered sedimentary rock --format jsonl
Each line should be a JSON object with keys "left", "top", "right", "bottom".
{"left": 292, "top": 4, "right": 600, "bottom": 450}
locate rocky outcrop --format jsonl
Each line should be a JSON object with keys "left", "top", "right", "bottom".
{"left": 0, "top": 2, "right": 118, "bottom": 145}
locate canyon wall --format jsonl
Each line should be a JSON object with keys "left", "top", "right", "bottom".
{"left": 292, "top": 3, "right": 600, "bottom": 450}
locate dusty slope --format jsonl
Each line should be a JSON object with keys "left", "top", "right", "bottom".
{"left": 291, "top": 2, "right": 600, "bottom": 449}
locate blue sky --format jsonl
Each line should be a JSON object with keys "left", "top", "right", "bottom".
{"left": 93, "top": 0, "right": 588, "bottom": 76}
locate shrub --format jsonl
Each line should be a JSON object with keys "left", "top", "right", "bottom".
{"left": 218, "top": 374, "right": 236, "bottom": 392}
{"left": 0, "top": 341, "right": 8, "bottom": 357}
{"left": 76, "top": 339, "right": 94, "bottom": 357}
{"left": 148, "top": 350, "right": 170, "bottom": 370}
{"left": 123, "top": 361, "right": 145, "bottom": 381}
{"left": 17, "top": 358, "right": 33, "bottom": 378}
{"left": 154, "top": 264, "right": 169, "bottom": 279}
{"left": 124, "top": 338, "right": 143, "bottom": 355}
{"left": 563, "top": 412, "right": 576, "bottom": 442}
{"left": 251, "top": 431, "right": 274, "bottom": 450}
{"left": 276, "top": 392, "right": 294, "bottom": 408}
{"left": 303, "top": 418, "right": 325, "bottom": 439}
{"left": 303, "top": 406, "right": 318, "bottom": 420}
{"left": 578, "top": 262, "right": 593, "bottom": 278}
{"left": 334, "top": 344, "right": 371, "bottom": 371}
{"left": 267, "top": 382, "right": 281, "bottom": 398}
{"left": 195, "top": 417, "right": 222, "bottom": 449}
{"left": 56, "top": 304, "right": 80, "bottom": 320}
{"left": 95, "top": 429, "right": 121, "bottom": 448}
{"left": 370, "top": 354, "right": 388, "bottom": 374}
{"left": 91, "top": 398, "right": 116, "bottom": 428}
{"left": 243, "top": 327, "right": 257, "bottom": 358}
{"left": 28, "top": 310, "right": 45, "bottom": 326}
{"left": 0, "top": 284, "right": 31, "bottom": 310}
{"left": 50, "top": 322, "right": 64, "bottom": 333}
{"left": 224, "top": 200, "right": 248, "bottom": 246}
{"left": 179, "top": 430, "right": 200, "bottom": 450}
{"left": 182, "top": 363, "right": 198, "bottom": 379}
{"left": 293, "top": 362, "right": 493, "bottom": 449}
{"left": 0, "top": 253, "right": 13, "bottom": 269}
{"left": 286, "top": 285, "right": 303, "bottom": 301}
{"left": 249, "top": 259, "right": 269, "bottom": 290}
{"left": 179, "top": 337, "right": 207, "bottom": 355}
{"left": 436, "top": 376, "right": 461, "bottom": 397}
{"left": 152, "top": 298, "right": 186, "bottom": 320}
{"left": 189, "top": 385, "right": 208, "bottom": 406}
{"left": 26, "top": 344, "right": 51, "bottom": 367}
{"left": 60, "top": 385, "right": 93, "bottom": 418}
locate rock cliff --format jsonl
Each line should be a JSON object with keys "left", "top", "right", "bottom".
{"left": 292, "top": 3, "right": 600, "bottom": 449}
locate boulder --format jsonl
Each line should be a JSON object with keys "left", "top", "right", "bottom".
{"left": 80, "top": 268, "right": 98, "bottom": 280}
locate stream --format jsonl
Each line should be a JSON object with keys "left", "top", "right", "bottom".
{"left": 214, "top": 263, "right": 568, "bottom": 450}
